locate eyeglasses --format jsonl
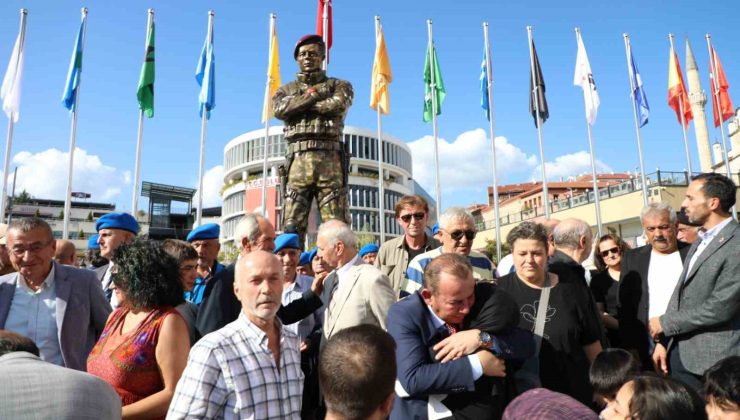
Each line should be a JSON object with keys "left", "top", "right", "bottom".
{"left": 10, "top": 240, "right": 53, "bottom": 256}
{"left": 399, "top": 212, "right": 426, "bottom": 223}
{"left": 599, "top": 247, "right": 620, "bottom": 258}
{"left": 443, "top": 229, "right": 476, "bottom": 241}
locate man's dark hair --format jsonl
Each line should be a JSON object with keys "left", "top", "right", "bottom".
{"left": 162, "top": 239, "right": 198, "bottom": 265}
{"left": 629, "top": 375, "right": 707, "bottom": 420}
{"left": 703, "top": 356, "right": 740, "bottom": 411}
{"left": 0, "top": 330, "right": 40, "bottom": 357}
{"left": 692, "top": 173, "right": 737, "bottom": 213}
{"left": 424, "top": 253, "right": 473, "bottom": 294}
{"left": 506, "top": 221, "right": 549, "bottom": 252}
{"left": 319, "top": 324, "right": 396, "bottom": 420}
{"left": 8, "top": 217, "right": 53, "bottom": 241}
{"left": 394, "top": 195, "right": 429, "bottom": 218}
{"left": 589, "top": 348, "right": 640, "bottom": 401}
{"left": 111, "top": 238, "right": 184, "bottom": 310}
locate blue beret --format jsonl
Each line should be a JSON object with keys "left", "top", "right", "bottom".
{"left": 298, "top": 251, "right": 312, "bottom": 266}
{"left": 274, "top": 233, "right": 301, "bottom": 253}
{"left": 308, "top": 248, "right": 318, "bottom": 262}
{"left": 359, "top": 243, "right": 379, "bottom": 257}
{"left": 432, "top": 223, "right": 440, "bottom": 235}
{"left": 87, "top": 234, "right": 100, "bottom": 250}
{"left": 95, "top": 212, "right": 139, "bottom": 234}
{"left": 187, "top": 223, "right": 220, "bottom": 242}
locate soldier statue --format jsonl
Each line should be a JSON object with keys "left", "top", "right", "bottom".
{"left": 273, "top": 34, "right": 354, "bottom": 239}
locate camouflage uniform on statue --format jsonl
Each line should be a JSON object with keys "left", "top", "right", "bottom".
{"left": 273, "top": 34, "right": 353, "bottom": 239}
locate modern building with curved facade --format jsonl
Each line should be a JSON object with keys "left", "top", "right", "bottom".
{"left": 221, "top": 125, "right": 434, "bottom": 244}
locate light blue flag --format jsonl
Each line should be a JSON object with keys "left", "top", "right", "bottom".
{"left": 480, "top": 51, "right": 490, "bottom": 121}
{"left": 629, "top": 47, "right": 649, "bottom": 127}
{"left": 195, "top": 35, "right": 215, "bottom": 119}
{"left": 62, "top": 23, "right": 84, "bottom": 111}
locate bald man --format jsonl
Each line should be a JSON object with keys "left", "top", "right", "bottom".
{"left": 169, "top": 251, "right": 304, "bottom": 418}
{"left": 54, "top": 240, "right": 78, "bottom": 267}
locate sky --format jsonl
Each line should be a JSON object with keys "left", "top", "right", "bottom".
{"left": 1, "top": 0, "right": 739, "bottom": 215}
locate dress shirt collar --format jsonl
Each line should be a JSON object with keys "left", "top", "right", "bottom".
{"left": 17, "top": 263, "right": 55, "bottom": 294}
{"left": 237, "top": 311, "right": 284, "bottom": 346}
{"left": 697, "top": 216, "right": 732, "bottom": 244}
{"left": 425, "top": 304, "right": 446, "bottom": 329}
{"left": 336, "top": 253, "right": 360, "bottom": 279}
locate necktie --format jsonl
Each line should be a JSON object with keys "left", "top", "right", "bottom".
{"left": 445, "top": 323, "right": 459, "bottom": 335}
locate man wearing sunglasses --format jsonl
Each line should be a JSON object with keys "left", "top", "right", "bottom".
{"left": 618, "top": 203, "right": 691, "bottom": 370}
{"left": 375, "top": 195, "right": 440, "bottom": 295}
{"left": 402, "top": 207, "right": 494, "bottom": 295}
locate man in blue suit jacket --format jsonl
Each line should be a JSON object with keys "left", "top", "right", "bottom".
{"left": 0, "top": 218, "right": 111, "bottom": 371}
{"left": 388, "top": 253, "right": 533, "bottom": 420}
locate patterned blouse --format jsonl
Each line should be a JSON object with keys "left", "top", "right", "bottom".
{"left": 87, "top": 307, "right": 179, "bottom": 409}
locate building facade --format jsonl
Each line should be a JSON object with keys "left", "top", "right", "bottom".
{"left": 221, "top": 125, "right": 433, "bottom": 245}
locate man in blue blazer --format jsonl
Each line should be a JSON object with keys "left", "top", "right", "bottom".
{"left": 0, "top": 217, "right": 111, "bottom": 371}
{"left": 388, "top": 253, "right": 533, "bottom": 420}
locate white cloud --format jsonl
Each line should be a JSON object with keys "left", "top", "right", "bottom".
{"left": 530, "top": 151, "right": 612, "bottom": 182}
{"left": 407, "top": 128, "right": 537, "bottom": 194}
{"left": 193, "top": 165, "right": 224, "bottom": 208}
{"left": 6, "top": 148, "right": 129, "bottom": 202}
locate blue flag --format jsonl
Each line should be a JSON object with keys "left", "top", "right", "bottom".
{"left": 629, "top": 47, "right": 649, "bottom": 127}
{"left": 480, "top": 51, "right": 490, "bottom": 121}
{"left": 195, "top": 34, "right": 215, "bottom": 119}
{"left": 62, "top": 23, "right": 84, "bottom": 111}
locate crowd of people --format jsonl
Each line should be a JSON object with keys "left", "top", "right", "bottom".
{"left": 0, "top": 172, "right": 737, "bottom": 419}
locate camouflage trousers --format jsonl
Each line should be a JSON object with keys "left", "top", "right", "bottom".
{"left": 282, "top": 149, "right": 349, "bottom": 238}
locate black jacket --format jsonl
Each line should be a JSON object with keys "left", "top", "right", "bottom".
{"left": 618, "top": 242, "right": 691, "bottom": 367}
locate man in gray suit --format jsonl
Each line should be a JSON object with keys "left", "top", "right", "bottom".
{"left": 650, "top": 173, "right": 740, "bottom": 389}
{"left": 316, "top": 219, "right": 396, "bottom": 344}
{"left": 0, "top": 330, "right": 121, "bottom": 420}
{"left": 0, "top": 217, "right": 111, "bottom": 371}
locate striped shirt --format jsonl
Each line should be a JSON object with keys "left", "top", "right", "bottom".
{"left": 167, "top": 312, "right": 303, "bottom": 419}
{"left": 402, "top": 247, "right": 495, "bottom": 294}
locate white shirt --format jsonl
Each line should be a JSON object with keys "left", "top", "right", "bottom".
{"left": 334, "top": 253, "right": 361, "bottom": 295}
{"left": 687, "top": 217, "right": 732, "bottom": 275}
{"left": 647, "top": 250, "right": 683, "bottom": 319}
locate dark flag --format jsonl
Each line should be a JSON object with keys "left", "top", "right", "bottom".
{"left": 529, "top": 42, "right": 549, "bottom": 127}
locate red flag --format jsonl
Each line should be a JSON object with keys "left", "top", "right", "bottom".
{"left": 668, "top": 49, "right": 693, "bottom": 127}
{"left": 316, "top": 0, "right": 332, "bottom": 62}
{"left": 709, "top": 46, "right": 734, "bottom": 127}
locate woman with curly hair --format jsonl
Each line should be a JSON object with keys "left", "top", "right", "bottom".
{"left": 87, "top": 239, "right": 189, "bottom": 420}
{"left": 590, "top": 234, "right": 630, "bottom": 348}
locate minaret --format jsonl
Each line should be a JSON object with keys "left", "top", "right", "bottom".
{"left": 685, "top": 38, "right": 713, "bottom": 172}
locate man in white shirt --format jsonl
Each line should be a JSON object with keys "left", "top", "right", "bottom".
{"left": 618, "top": 202, "right": 691, "bottom": 368}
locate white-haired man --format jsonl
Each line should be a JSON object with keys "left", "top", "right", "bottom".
{"left": 402, "top": 207, "right": 495, "bottom": 296}
{"left": 316, "top": 219, "right": 395, "bottom": 344}
{"left": 196, "top": 213, "right": 325, "bottom": 338}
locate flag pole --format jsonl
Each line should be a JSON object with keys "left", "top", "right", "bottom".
{"left": 669, "top": 34, "right": 693, "bottom": 177}
{"left": 196, "top": 10, "right": 214, "bottom": 226}
{"left": 374, "top": 16, "right": 386, "bottom": 243}
{"left": 132, "top": 8, "right": 154, "bottom": 217}
{"left": 527, "top": 26, "right": 550, "bottom": 218}
{"left": 322, "top": 1, "right": 329, "bottom": 71}
{"left": 623, "top": 34, "right": 649, "bottom": 207}
{"left": 260, "top": 13, "right": 276, "bottom": 218}
{"left": 575, "top": 27, "right": 603, "bottom": 237}
{"left": 483, "top": 22, "right": 501, "bottom": 263}
{"left": 706, "top": 34, "right": 737, "bottom": 220}
{"left": 0, "top": 9, "right": 27, "bottom": 223}
{"left": 426, "top": 20, "right": 442, "bottom": 218}
{"left": 62, "top": 7, "right": 88, "bottom": 240}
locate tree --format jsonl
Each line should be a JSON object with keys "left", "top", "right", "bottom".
{"left": 484, "top": 238, "right": 511, "bottom": 266}
{"left": 218, "top": 243, "right": 241, "bottom": 265}
{"left": 86, "top": 211, "right": 93, "bottom": 222}
{"left": 78, "top": 229, "right": 85, "bottom": 239}
{"left": 58, "top": 210, "right": 64, "bottom": 219}
{"left": 33, "top": 209, "right": 40, "bottom": 217}
{"left": 136, "top": 209, "right": 146, "bottom": 219}
{"left": 356, "top": 224, "right": 376, "bottom": 249}
{"left": 14, "top": 190, "right": 31, "bottom": 204}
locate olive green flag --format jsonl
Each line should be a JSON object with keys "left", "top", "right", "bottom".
{"left": 137, "top": 22, "right": 155, "bottom": 118}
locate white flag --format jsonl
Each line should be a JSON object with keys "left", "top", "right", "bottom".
{"left": 573, "top": 32, "right": 599, "bottom": 125}
{"left": 1, "top": 33, "right": 24, "bottom": 122}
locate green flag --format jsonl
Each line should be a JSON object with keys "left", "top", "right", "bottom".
{"left": 137, "top": 22, "right": 155, "bottom": 118}
{"left": 423, "top": 44, "right": 445, "bottom": 122}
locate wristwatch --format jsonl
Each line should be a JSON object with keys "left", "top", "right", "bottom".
{"left": 478, "top": 331, "right": 493, "bottom": 349}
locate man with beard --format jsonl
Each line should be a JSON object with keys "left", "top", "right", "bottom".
{"left": 618, "top": 203, "right": 691, "bottom": 369}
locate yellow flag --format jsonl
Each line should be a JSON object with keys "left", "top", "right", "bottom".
{"left": 370, "top": 26, "right": 392, "bottom": 114}
{"left": 262, "top": 25, "right": 281, "bottom": 123}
